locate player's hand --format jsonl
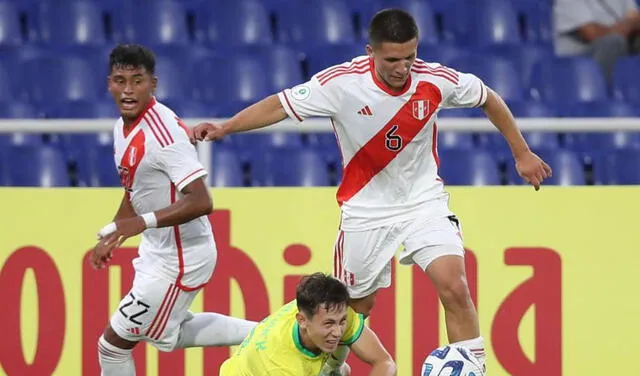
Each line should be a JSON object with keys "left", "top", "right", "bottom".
{"left": 191, "top": 122, "right": 226, "bottom": 142}
{"left": 91, "top": 238, "right": 113, "bottom": 269}
{"left": 514, "top": 150, "right": 552, "bottom": 191}
{"left": 99, "top": 216, "right": 147, "bottom": 252}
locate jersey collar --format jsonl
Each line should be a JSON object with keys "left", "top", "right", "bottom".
{"left": 122, "top": 96, "right": 157, "bottom": 138}
{"left": 369, "top": 58, "right": 412, "bottom": 97}
{"left": 292, "top": 322, "right": 321, "bottom": 358}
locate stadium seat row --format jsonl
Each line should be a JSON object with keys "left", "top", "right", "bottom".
{"left": 0, "top": 51, "right": 639, "bottom": 118}
{"left": 0, "top": 0, "right": 552, "bottom": 48}
{"left": 1, "top": 133, "right": 640, "bottom": 187}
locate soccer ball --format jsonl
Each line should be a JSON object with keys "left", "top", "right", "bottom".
{"left": 421, "top": 345, "right": 484, "bottom": 376}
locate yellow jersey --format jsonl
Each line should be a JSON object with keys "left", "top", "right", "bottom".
{"left": 220, "top": 300, "right": 365, "bottom": 376}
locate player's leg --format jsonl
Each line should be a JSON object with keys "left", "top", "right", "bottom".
{"left": 98, "top": 325, "right": 137, "bottom": 376}
{"left": 401, "top": 216, "right": 485, "bottom": 368}
{"left": 174, "top": 310, "right": 257, "bottom": 348}
{"left": 322, "top": 226, "right": 400, "bottom": 375}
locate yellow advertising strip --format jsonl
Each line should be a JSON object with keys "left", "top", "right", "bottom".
{"left": 0, "top": 187, "right": 638, "bottom": 376}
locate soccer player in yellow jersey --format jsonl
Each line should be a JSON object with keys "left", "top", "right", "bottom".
{"left": 220, "top": 273, "right": 396, "bottom": 375}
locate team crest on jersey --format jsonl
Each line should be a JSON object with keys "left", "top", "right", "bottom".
{"left": 412, "top": 100, "right": 430, "bottom": 120}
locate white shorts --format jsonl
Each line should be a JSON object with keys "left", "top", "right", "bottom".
{"left": 110, "top": 270, "right": 201, "bottom": 352}
{"left": 333, "top": 215, "right": 464, "bottom": 299}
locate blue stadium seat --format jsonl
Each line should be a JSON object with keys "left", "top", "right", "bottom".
{"left": 486, "top": 45, "right": 554, "bottom": 87}
{"left": 594, "top": 150, "right": 640, "bottom": 185}
{"left": 470, "top": 0, "right": 522, "bottom": 47}
{"left": 449, "top": 56, "right": 524, "bottom": 102}
{"left": 23, "top": 57, "right": 100, "bottom": 104}
{"left": 36, "top": 1, "right": 106, "bottom": 46}
{"left": 0, "top": 102, "right": 40, "bottom": 118}
{"left": 438, "top": 132, "right": 475, "bottom": 150}
{"left": 0, "top": 2, "right": 22, "bottom": 46}
{"left": 5, "top": 146, "right": 70, "bottom": 186}
{"left": 508, "top": 150, "right": 585, "bottom": 185}
{"left": 612, "top": 56, "right": 640, "bottom": 104}
{"left": 564, "top": 101, "right": 639, "bottom": 117}
{"left": 77, "top": 144, "right": 121, "bottom": 187}
{"left": 153, "top": 59, "right": 186, "bottom": 102}
{"left": 46, "top": 100, "right": 118, "bottom": 119}
{"left": 252, "top": 45, "right": 305, "bottom": 92}
{"left": 57, "top": 131, "right": 113, "bottom": 162}
{"left": 512, "top": 1, "right": 552, "bottom": 45}
{"left": 0, "top": 62, "right": 13, "bottom": 102}
{"left": 162, "top": 100, "right": 217, "bottom": 118}
{"left": 233, "top": 133, "right": 303, "bottom": 150}
{"left": 530, "top": 57, "right": 608, "bottom": 105}
{"left": 564, "top": 132, "right": 640, "bottom": 154}
{"left": 276, "top": 0, "right": 356, "bottom": 48}
{"left": 306, "top": 44, "right": 366, "bottom": 78}
{"left": 190, "top": 56, "right": 269, "bottom": 115}
{"left": 250, "top": 148, "right": 330, "bottom": 186}
{"left": 0, "top": 131, "right": 43, "bottom": 147}
{"left": 438, "top": 150, "right": 501, "bottom": 185}
{"left": 437, "top": 107, "right": 483, "bottom": 118}
{"left": 419, "top": 45, "right": 469, "bottom": 67}
{"left": 195, "top": 0, "right": 272, "bottom": 46}
{"left": 210, "top": 147, "right": 244, "bottom": 187}
{"left": 507, "top": 100, "right": 556, "bottom": 117}
{"left": 116, "top": 1, "right": 190, "bottom": 46}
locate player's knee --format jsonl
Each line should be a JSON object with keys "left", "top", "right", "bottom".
{"left": 437, "top": 275, "right": 472, "bottom": 310}
{"left": 349, "top": 293, "right": 377, "bottom": 317}
{"left": 98, "top": 334, "right": 133, "bottom": 364}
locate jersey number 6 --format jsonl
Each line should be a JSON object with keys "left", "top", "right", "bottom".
{"left": 385, "top": 125, "right": 402, "bottom": 151}
{"left": 119, "top": 292, "right": 150, "bottom": 325}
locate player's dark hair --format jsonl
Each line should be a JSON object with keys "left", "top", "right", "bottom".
{"left": 109, "top": 44, "right": 156, "bottom": 75}
{"left": 368, "top": 8, "right": 419, "bottom": 46}
{"left": 296, "top": 273, "right": 349, "bottom": 318}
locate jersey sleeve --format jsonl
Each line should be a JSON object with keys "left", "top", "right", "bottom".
{"left": 277, "top": 77, "right": 339, "bottom": 123}
{"left": 151, "top": 136, "right": 208, "bottom": 192}
{"left": 341, "top": 307, "right": 365, "bottom": 346}
{"left": 440, "top": 70, "right": 488, "bottom": 109}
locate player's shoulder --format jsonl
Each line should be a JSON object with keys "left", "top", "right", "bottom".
{"left": 142, "top": 99, "right": 191, "bottom": 148}
{"left": 411, "top": 58, "right": 461, "bottom": 86}
{"left": 312, "top": 55, "right": 371, "bottom": 87}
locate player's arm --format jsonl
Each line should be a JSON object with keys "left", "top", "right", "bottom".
{"left": 192, "top": 77, "right": 339, "bottom": 143}
{"left": 220, "top": 94, "right": 288, "bottom": 136}
{"left": 349, "top": 326, "right": 396, "bottom": 376}
{"left": 480, "top": 88, "right": 529, "bottom": 158}
{"left": 113, "top": 192, "right": 136, "bottom": 221}
{"left": 480, "top": 88, "right": 552, "bottom": 189}
{"left": 151, "top": 177, "right": 212, "bottom": 227}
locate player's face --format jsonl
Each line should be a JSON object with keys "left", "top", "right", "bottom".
{"left": 108, "top": 65, "right": 157, "bottom": 121}
{"left": 367, "top": 38, "right": 418, "bottom": 91}
{"left": 301, "top": 304, "right": 348, "bottom": 353}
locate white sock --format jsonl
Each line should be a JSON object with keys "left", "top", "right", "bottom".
{"left": 175, "top": 312, "right": 258, "bottom": 348}
{"left": 98, "top": 335, "right": 135, "bottom": 376}
{"left": 452, "top": 336, "right": 486, "bottom": 368}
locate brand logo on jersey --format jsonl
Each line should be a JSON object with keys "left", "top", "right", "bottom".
{"left": 412, "top": 100, "right": 430, "bottom": 120}
{"left": 357, "top": 105, "right": 373, "bottom": 116}
{"left": 128, "top": 147, "right": 137, "bottom": 166}
{"left": 291, "top": 85, "right": 311, "bottom": 101}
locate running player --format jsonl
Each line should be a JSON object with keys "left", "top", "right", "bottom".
{"left": 192, "top": 8, "right": 552, "bottom": 373}
{"left": 219, "top": 272, "right": 396, "bottom": 376}
{"left": 91, "top": 44, "right": 256, "bottom": 376}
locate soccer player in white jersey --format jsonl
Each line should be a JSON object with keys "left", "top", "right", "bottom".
{"left": 90, "top": 44, "right": 257, "bottom": 376}
{"left": 192, "top": 9, "right": 552, "bottom": 374}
